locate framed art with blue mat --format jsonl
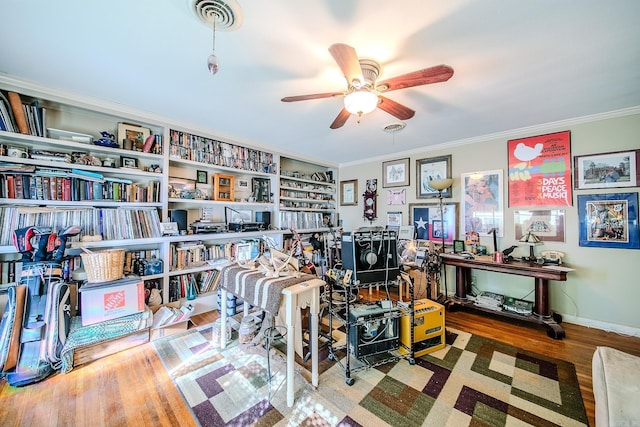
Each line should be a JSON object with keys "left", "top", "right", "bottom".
{"left": 578, "top": 192, "right": 639, "bottom": 249}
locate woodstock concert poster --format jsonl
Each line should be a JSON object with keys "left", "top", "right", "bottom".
{"left": 507, "top": 130, "right": 572, "bottom": 207}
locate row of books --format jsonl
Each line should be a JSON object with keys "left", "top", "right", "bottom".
{"left": 0, "top": 206, "right": 162, "bottom": 246}
{"left": 278, "top": 211, "right": 327, "bottom": 230}
{"left": 0, "top": 256, "right": 83, "bottom": 286}
{"left": 169, "top": 239, "right": 263, "bottom": 270}
{"left": 0, "top": 259, "right": 20, "bottom": 284}
{"left": 0, "top": 173, "right": 160, "bottom": 203}
{"left": 168, "top": 129, "right": 274, "bottom": 173}
{"left": 167, "top": 269, "right": 223, "bottom": 302}
{"left": 280, "top": 189, "right": 335, "bottom": 200}
{"left": 0, "top": 91, "right": 46, "bottom": 137}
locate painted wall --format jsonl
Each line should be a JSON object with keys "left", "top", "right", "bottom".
{"left": 338, "top": 111, "right": 640, "bottom": 334}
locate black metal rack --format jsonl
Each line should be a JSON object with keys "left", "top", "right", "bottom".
{"left": 326, "top": 273, "right": 415, "bottom": 386}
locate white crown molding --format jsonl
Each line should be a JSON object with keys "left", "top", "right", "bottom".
{"left": 340, "top": 106, "right": 640, "bottom": 168}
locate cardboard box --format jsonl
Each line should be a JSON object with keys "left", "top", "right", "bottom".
{"left": 149, "top": 301, "right": 193, "bottom": 341}
{"left": 150, "top": 320, "right": 189, "bottom": 341}
{"left": 79, "top": 278, "right": 145, "bottom": 326}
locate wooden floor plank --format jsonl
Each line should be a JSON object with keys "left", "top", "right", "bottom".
{"left": 0, "top": 307, "right": 638, "bottom": 427}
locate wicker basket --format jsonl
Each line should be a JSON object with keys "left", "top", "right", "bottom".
{"left": 80, "top": 249, "right": 125, "bottom": 283}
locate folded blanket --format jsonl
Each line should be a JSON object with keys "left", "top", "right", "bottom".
{"left": 60, "top": 307, "right": 152, "bottom": 373}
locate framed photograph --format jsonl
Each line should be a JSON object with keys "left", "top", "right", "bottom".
{"left": 251, "top": 177, "right": 271, "bottom": 203}
{"left": 120, "top": 156, "right": 138, "bottom": 169}
{"left": 117, "top": 123, "right": 150, "bottom": 147}
{"left": 387, "top": 211, "right": 402, "bottom": 228}
{"left": 461, "top": 169, "right": 504, "bottom": 237}
{"left": 409, "top": 203, "right": 458, "bottom": 243}
{"left": 196, "top": 170, "right": 208, "bottom": 184}
{"left": 382, "top": 158, "right": 410, "bottom": 188}
{"left": 578, "top": 193, "right": 639, "bottom": 249}
{"left": 340, "top": 179, "right": 357, "bottom": 206}
{"left": 507, "top": 130, "right": 572, "bottom": 207}
{"left": 574, "top": 149, "right": 639, "bottom": 190}
{"left": 387, "top": 188, "right": 406, "bottom": 205}
{"left": 514, "top": 209, "right": 566, "bottom": 242}
{"left": 236, "top": 179, "right": 249, "bottom": 189}
{"left": 416, "top": 155, "right": 452, "bottom": 198}
{"left": 453, "top": 239, "right": 465, "bottom": 253}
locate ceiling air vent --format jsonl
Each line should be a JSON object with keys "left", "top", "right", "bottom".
{"left": 383, "top": 122, "right": 406, "bottom": 133}
{"left": 189, "top": 0, "right": 243, "bottom": 31}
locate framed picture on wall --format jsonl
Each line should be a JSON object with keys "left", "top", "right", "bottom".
{"left": 340, "top": 179, "right": 357, "bottom": 206}
{"left": 409, "top": 203, "right": 457, "bottom": 243}
{"left": 577, "top": 192, "right": 639, "bottom": 249}
{"left": 196, "top": 170, "right": 208, "bottom": 184}
{"left": 574, "top": 149, "right": 639, "bottom": 190}
{"left": 461, "top": 169, "right": 504, "bottom": 237}
{"left": 507, "top": 130, "right": 572, "bottom": 207}
{"left": 416, "top": 155, "right": 452, "bottom": 198}
{"left": 382, "top": 158, "right": 410, "bottom": 188}
{"left": 514, "top": 209, "right": 566, "bottom": 242}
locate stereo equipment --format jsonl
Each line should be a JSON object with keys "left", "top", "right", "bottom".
{"left": 169, "top": 209, "right": 188, "bottom": 232}
{"left": 341, "top": 230, "right": 399, "bottom": 284}
{"left": 348, "top": 303, "right": 400, "bottom": 358}
{"left": 228, "top": 222, "right": 264, "bottom": 232}
{"left": 190, "top": 221, "right": 227, "bottom": 234}
{"left": 255, "top": 211, "right": 271, "bottom": 228}
{"left": 399, "top": 299, "right": 445, "bottom": 357}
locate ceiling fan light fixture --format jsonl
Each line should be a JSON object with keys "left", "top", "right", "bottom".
{"left": 344, "top": 90, "right": 378, "bottom": 116}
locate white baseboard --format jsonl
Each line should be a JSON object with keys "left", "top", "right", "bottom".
{"left": 560, "top": 314, "right": 640, "bottom": 338}
{"left": 442, "top": 290, "right": 640, "bottom": 338}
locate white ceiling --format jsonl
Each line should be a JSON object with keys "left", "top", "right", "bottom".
{"left": 1, "top": 0, "right": 639, "bottom": 166}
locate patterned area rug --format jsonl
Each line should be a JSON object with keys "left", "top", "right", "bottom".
{"left": 152, "top": 325, "right": 588, "bottom": 427}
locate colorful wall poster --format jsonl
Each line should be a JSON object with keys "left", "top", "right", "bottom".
{"left": 507, "top": 131, "right": 572, "bottom": 207}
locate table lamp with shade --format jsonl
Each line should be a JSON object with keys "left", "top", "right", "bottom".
{"left": 518, "top": 231, "right": 542, "bottom": 262}
{"left": 427, "top": 178, "right": 454, "bottom": 302}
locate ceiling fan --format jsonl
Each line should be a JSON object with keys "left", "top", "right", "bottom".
{"left": 281, "top": 43, "right": 454, "bottom": 129}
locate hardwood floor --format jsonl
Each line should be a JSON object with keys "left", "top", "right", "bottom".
{"left": 1, "top": 308, "right": 638, "bottom": 426}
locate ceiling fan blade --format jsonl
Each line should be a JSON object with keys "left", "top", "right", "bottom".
{"left": 377, "top": 64, "right": 454, "bottom": 92}
{"left": 328, "top": 43, "right": 363, "bottom": 88}
{"left": 378, "top": 96, "right": 415, "bottom": 120}
{"left": 330, "top": 108, "right": 351, "bottom": 129}
{"left": 281, "top": 92, "right": 343, "bottom": 102}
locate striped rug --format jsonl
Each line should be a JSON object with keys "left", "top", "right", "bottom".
{"left": 153, "top": 325, "right": 587, "bottom": 426}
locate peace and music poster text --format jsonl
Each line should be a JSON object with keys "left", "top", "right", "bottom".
{"left": 508, "top": 131, "right": 572, "bottom": 207}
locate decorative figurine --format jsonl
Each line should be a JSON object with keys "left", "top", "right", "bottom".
{"left": 94, "top": 131, "right": 118, "bottom": 148}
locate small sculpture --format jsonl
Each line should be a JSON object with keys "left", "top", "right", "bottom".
{"left": 94, "top": 131, "right": 118, "bottom": 148}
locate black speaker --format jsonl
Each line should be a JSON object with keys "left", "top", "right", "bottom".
{"left": 169, "top": 209, "right": 187, "bottom": 232}
{"left": 341, "top": 230, "right": 399, "bottom": 284}
{"left": 255, "top": 211, "right": 271, "bottom": 228}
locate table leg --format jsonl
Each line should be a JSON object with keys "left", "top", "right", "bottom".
{"left": 533, "top": 278, "right": 550, "bottom": 318}
{"left": 310, "top": 298, "right": 319, "bottom": 388}
{"left": 454, "top": 266, "right": 469, "bottom": 301}
{"left": 220, "top": 288, "right": 227, "bottom": 349}
{"left": 285, "top": 292, "right": 295, "bottom": 407}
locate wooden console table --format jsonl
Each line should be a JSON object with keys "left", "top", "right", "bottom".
{"left": 440, "top": 253, "right": 574, "bottom": 339}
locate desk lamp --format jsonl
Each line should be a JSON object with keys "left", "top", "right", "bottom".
{"left": 518, "top": 231, "right": 542, "bottom": 262}
{"left": 427, "top": 178, "right": 454, "bottom": 302}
